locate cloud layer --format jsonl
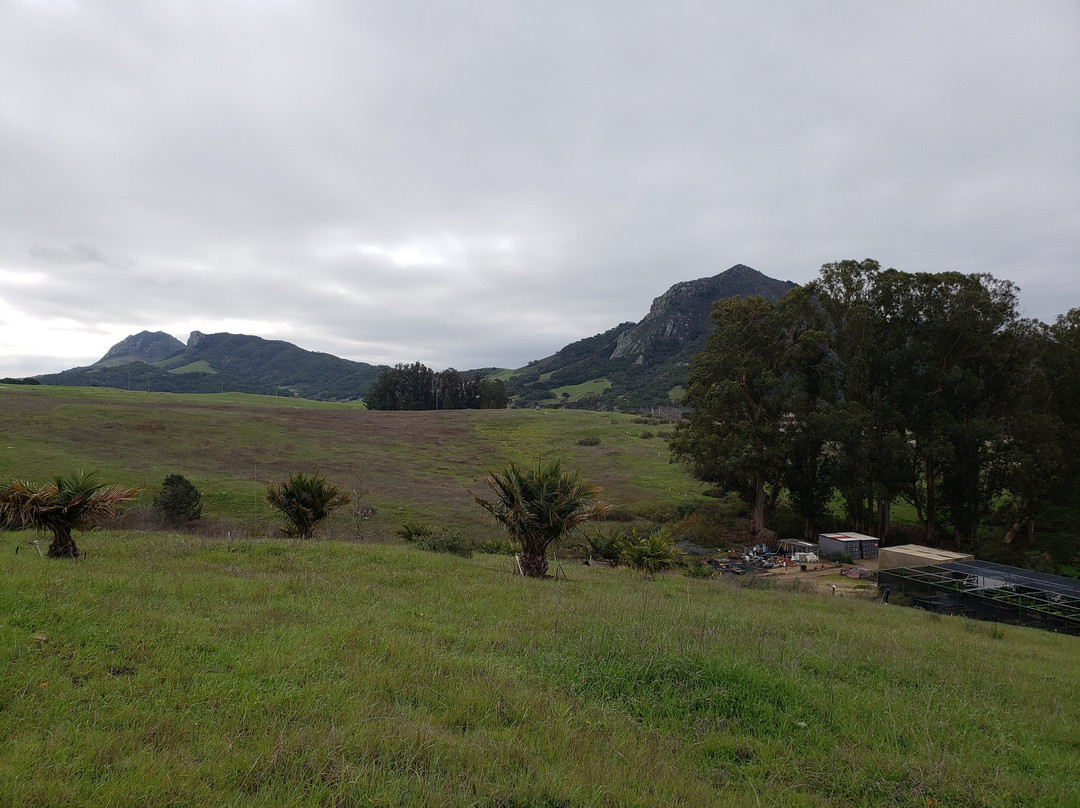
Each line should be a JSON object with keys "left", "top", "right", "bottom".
{"left": 3, "top": 0, "right": 1078, "bottom": 376}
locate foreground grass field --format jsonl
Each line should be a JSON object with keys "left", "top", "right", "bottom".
{"left": 2, "top": 533, "right": 1078, "bottom": 807}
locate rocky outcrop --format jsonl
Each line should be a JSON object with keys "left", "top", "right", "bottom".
{"left": 97, "top": 331, "right": 185, "bottom": 365}
{"left": 609, "top": 265, "right": 796, "bottom": 361}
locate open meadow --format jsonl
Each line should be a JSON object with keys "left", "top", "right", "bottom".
{"left": 0, "top": 385, "right": 700, "bottom": 541}
{"left": 2, "top": 385, "right": 1079, "bottom": 806}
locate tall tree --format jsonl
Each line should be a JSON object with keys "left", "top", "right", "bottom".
{"left": 809, "top": 259, "right": 912, "bottom": 537}
{"left": 671, "top": 296, "right": 793, "bottom": 535}
{"left": 881, "top": 271, "right": 1020, "bottom": 546}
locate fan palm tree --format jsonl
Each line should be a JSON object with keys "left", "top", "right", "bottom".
{"left": 264, "top": 472, "right": 351, "bottom": 539}
{"left": 472, "top": 459, "right": 609, "bottom": 577}
{"left": 0, "top": 470, "right": 142, "bottom": 558}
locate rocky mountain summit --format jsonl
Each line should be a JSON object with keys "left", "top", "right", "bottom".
{"left": 505, "top": 264, "right": 797, "bottom": 407}
{"left": 97, "top": 331, "right": 185, "bottom": 366}
{"left": 609, "top": 265, "right": 796, "bottom": 363}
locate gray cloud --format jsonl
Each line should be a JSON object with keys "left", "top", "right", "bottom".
{"left": 2, "top": 0, "right": 1078, "bottom": 376}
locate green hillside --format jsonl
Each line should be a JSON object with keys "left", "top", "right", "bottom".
{"left": 2, "top": 384, "right": 1079, "bottom": 806}
{"left": 0, "top": 385, "right": 703, "bottom": 537}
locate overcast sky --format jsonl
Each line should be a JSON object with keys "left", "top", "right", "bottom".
{"left": 2, "top": 0, "right": 1078, "bottom": 377}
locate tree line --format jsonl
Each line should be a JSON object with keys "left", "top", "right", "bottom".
{"left": 363, "top": 362, "right": 508, "bottom": 411}
{"left": 671, "top": 259, "right": 1080, "bottom": 549}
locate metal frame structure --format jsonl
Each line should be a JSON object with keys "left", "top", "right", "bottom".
{"left": 878, "top": 559, "right": 1080, "bottom": 635}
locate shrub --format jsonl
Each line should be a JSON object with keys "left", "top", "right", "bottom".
{"left": 617, "top": 527, "right": 684, "bottom": 577}
{"left": 154, "top": 474, "right": 202, "bottom": 526}
{"left": 476, "top": 537, "right": 517, "bottom": 555}
{"left": 578, "top": 526, "right": 626, "bottom": 563}
{"left": 0, "top": 471, "right": 142, "bottom": 558}
{"left": 681, "top": 558, "right": 715, "bottom": 579}
{"left": 577, "top": 436, "right": 601, "bottom": 446}
{"left": 602, "top": 505, "right": 636, "bottom": 522}
{"left": 472, "top": 459, "right": 608, "bottom": 577}
{"left": 264, "top": 472, "right": 351, "bottom": 539}
{"left": 671, "top": 512, "right": 729, "bottom": 547}
{"left": 397, "top": 522, "right": 474, "bottom": 558}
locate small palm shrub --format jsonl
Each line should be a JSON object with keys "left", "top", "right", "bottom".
{"left": 616, "top": 527, "right": 684, "bottom": 577}
{"left": 264, "top": 472, "right": 351, "bottom": 539}
{"left": 476, "top": 537, "right": 518, "bottom": 555}
{"left": 681, "top": 558, "right": 715, "bottom": 578}
{"left": 472, "top": 459, "right": 609, "bottom": 577}
{"left": 0, "top": 470, "right": 142, "bottom": 558}
{"left": 578, "top": 526, "right": 625, "bottom": 563}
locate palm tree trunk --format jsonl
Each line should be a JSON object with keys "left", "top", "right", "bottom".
{"left": 519, "top": 551, "right": 549, "bottom": 578}
{"left": 47, "top": 528, "right": 79, "bottom": 559}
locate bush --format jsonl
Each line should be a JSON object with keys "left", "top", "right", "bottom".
{"left": 476, "top": 537, "right": 517, "bottom": 555}
{"left": 671, "top": 512, "right": 729, "bottom": 547}
{"left": 265, "top": 472, "right": 351, "bottom": 539}
{"left": 578, "top": 526, "right": 626, "bottom": 563}
{"left": 396, "top": 522, "right": 474, "bottom": 558}
{"left": 681, "top": 559, "right": 715, "bottom": 579}
{"left": 154, "top": 474, "right": 203, "bottom": 526}
{"left": 617, "top": 527, "right": 684, "bottom": 576}
{"left": 577, "top": 436, "right": 601, "bottom": 446}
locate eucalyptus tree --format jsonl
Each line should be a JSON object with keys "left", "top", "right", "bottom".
{"left": 671, "top": 295, "right": 795, "bottom": 535}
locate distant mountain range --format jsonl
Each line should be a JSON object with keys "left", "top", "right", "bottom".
{"left": 39, "top": 264, "right": 795, "bottom": 405}
{"left": 40, "top": 331, "right": 389, "bottom": 400}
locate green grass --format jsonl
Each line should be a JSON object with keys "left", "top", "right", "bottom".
{"left": 0, "top": 386, "right": 701, "bottom": 538}
{"left": 1, "top": 534, "right": 1077, "bottom": 807}
{"left": 550, "top": 379, "right": 613, "bottom": 401}
{"left": 165, "top": 360, "right": 218, "bottom": 375}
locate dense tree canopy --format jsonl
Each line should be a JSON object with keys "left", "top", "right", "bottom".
{"left": 673, "top": 260, "right": 1080, "bottom": 550}
{"left": 364, "top": 362, "right": 508, "bottom": 411}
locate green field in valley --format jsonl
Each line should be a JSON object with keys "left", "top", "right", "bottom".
{"left": 1, "top": 384, "right": 1078, "bottom": 806}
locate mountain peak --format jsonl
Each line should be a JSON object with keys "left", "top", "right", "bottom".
{"left": 97, "top": 331, "right": 185, "bottom": 366}
{"left": 609, "top": 265, "right": 796, "bottom": 360}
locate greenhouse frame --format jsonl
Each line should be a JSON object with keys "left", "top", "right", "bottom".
{"left": 878, "top": 559, "right": 1080, "bottom": 635}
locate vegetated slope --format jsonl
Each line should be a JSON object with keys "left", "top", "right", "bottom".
{"left": 507, "top": 264, "right": 797, "bottom": 409}
{"left": 39, "top": 331, "right": 390, "bottom": 401}
{"left": 1, "top": 536, "right": 1076, "bottom": 807}
{"left": 0, "top": 384, "right": 702, "bottom": 536}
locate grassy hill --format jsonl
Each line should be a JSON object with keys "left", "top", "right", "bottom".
{"left": 2, "top": 384, "right": 1079, "bottom": 806}
{"left": 0, "top": 385, "right": 704, "bottom": 539}
{"left": 2, "top": 534, "right": 1077, "bottom": 807}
